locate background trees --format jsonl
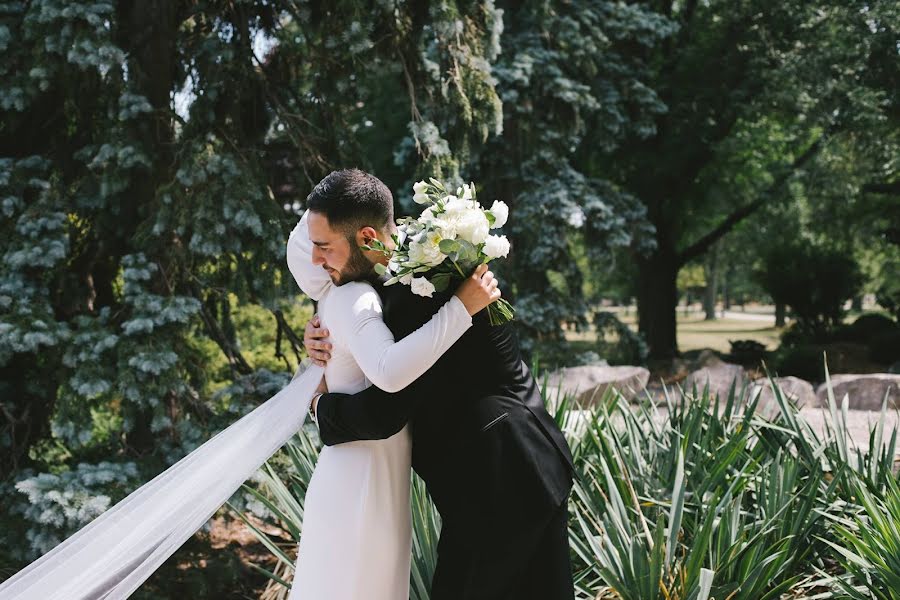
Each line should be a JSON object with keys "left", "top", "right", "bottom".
{"left": 1, "top": 0, "right": 897, "bottom": 589}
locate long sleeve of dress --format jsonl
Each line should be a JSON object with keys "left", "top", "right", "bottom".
{"left": 325, "top": 281, "right": 472, "bottom": 393}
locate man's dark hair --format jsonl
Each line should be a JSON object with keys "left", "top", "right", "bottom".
{"left": 306, "top": 169, "right": 394, "bottom": 236}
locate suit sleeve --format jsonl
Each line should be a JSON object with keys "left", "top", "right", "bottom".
{"left": 315, "top": 384, "right": 416, "bottom": 446}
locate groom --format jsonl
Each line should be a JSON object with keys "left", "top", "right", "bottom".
{"left": 303, "top": 169, "right": 575, "bottom": 599}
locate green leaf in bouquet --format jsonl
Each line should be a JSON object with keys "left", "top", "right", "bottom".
{"left": 374, "top": 263, "right": 387, "bottom": 276}
{"left": 485, "top": 211, "right": 496, "bottom": 226}
{"left": 361, "top": 238, "right": 387, "bottom": 252}
{"left": 428, "top": 177, "right": 445, "bottom": 190}
{"left": 439, "top": 239, "right": 460, "bottom": 254}
{"left": 384, "top": 276, "right": 402, "bottom": 286}
{"left": 431, "top": 272, "right": 452, "bottom": 292}
{"left": 456, "top": 239, "right": 478, "bottom": 263}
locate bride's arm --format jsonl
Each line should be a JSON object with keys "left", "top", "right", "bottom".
{"left": 329, "top": 267, "right": 498, "bottom": 392}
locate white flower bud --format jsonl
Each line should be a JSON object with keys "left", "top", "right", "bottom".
{"left": 413, "top": 180, "right": 429, "bottom": 195}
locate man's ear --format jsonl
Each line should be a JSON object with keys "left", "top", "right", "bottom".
{"left": 357, "top": 226, "right": 378, "bottom": 247}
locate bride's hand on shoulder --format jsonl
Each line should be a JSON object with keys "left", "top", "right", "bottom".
{"left": 305, "top": 314, "right": 332, "bottom": 367}
{"left": 454, "top": 264, "right": 502, "bottom": 316}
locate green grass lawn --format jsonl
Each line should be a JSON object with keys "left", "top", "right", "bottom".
{"left": 566, "top": 309, "right": 784, "bottom": 354}
{"left": 669, "top": 316, "right": 782, "bottom": 353}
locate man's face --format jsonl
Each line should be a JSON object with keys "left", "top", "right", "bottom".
{"left": 307, "top": 211, "right": 375, "bottom": 286}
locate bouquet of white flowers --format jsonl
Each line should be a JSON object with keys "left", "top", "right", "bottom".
{"left": 368, "top": 178, "right": 515, "bottom": 325}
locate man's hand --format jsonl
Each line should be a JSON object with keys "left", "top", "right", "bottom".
{"left": 454, "top": 264, "right": 502, "bottom": 317}
{"left": 304, "top": 314, "right": 332, "bottom": 367}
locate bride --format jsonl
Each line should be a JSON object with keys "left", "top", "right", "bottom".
{"left": 0, "top": 193, "right": 500, "bottom": 599}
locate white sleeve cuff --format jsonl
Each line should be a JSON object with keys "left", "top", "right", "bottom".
{"left": 447, "top": 294, "right": 474, "bottom": 327}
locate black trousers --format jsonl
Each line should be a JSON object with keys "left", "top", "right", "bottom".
{"left": 430, "top": 499, "right": 574, "bottom": 600}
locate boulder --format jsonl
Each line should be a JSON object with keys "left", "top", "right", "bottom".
{"left": 749, "top": 376, "right": 816, "bottom": 417}
{"left": 544, "top": 365, "right": 650, "bottom": 405}
{"left": 815, "top": 374, "right": 900, "bottom": 410}
{"left": 683, "top": 359, "right": 748, "bottom": 402}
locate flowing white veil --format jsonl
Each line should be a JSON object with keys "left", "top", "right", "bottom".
{"left": 0, "top": 211, "right": 331, "bottom": 600}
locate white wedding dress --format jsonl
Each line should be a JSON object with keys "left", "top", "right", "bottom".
{"left": 285, "top": 212, "right": 473, "bottom": 599}
{"left": 0, "top": 211, "right": 471, "bottom": 600}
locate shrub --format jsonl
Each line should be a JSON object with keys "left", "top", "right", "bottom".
{"left": 592, "top": 311, "right": 648, "bottom": 365}
{"left": 836, "top": 313, "right": 899, "bottom": 343}
{"left": 778, "top": 322, "right": 819, "bottom": 346}
{"left": 876, "top": 264, "right": 900, "bottom": 321}
{"left": 870, "top": 329, "right": 900, "bottom": 365}
{"left": 757, "top": 243, "right": 863, "bottom": 338}
{"left": 728, "top": 339, "right": 768, "bottom": 365}
{"left": 771, "top": 344, "right": 826, "bottom": 382}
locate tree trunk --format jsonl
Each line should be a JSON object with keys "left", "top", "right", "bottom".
{"left": 722, "top": 264, "right": 732, "bottom": 310}
{"left": 637, "top": 249, "right": 680, "bottom": 360}
{"left": 703, "top": 242, "right": 720, "bottom": 320}
{"left": 117, "top": 0, "right": 179, "bottom": 455}
{"left": 775, "top": 302, "right": 786, "bottom": 327}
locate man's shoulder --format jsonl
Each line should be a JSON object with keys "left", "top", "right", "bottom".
{"left": 378, "top": 283, "right": 456, "bottom": 336}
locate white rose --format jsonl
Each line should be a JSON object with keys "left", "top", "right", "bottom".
{"left": 452, "top": 208, "right": 490, "bottom": 245}
{"left": 413, "top": 180, "right": 428, "bottom": 195}
{"left": 410, "top": 277, "right": 436, "bottom": 297}
{"left": 413, "top": 192, "right": 430, "bottom": 205}
{"left": 431, "top": 221, "right": 453, "bottom": 240}
{"left": 488, "top": 200, "right": 509, "bottom": 229}
{"left": 483, "top": 234, "right": 511, "bottom": 259}
{"left": 408, "top": 233, "right": 446, "bottom": 267}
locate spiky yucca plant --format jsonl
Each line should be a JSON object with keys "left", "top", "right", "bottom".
{"left": 560, "top": 361, "right": 899, "bottom": 600}
{"left": 823, "top": 474, "right": 900, "bottom": 599}
{"left": 237, "top": 359, "right": 899, "bottom": 600}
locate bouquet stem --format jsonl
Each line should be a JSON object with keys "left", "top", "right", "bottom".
{"left": 487, "top": 298, "right": 515, "bottom": 326}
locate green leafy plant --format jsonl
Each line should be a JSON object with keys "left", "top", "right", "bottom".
{"left": 823, "top": 475, "right": 900, "bottom": 599}
{"left": 240, "top": 360, "right": 900, "bottom": 600}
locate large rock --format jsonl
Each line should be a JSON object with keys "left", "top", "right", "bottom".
{"left": 749, "top": 376, "right": 816, "bottom": 417}
{"left": 683, "top": 356, "right": 748, "bottom": 402}
{"left": 545, "top": 365, "right": 650, "bottom": 405}
{"left": 815, "top": 374, "right": 900, "bottom": 410}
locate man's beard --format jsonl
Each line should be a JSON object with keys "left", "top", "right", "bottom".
{"left": 330, "top": 240, "right": 376, "bottom": 286}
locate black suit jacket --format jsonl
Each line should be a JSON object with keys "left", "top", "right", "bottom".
{"left": 315, "top": 282, "right": 574, "bottom": 521}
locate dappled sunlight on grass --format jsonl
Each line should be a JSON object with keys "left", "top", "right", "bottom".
{"left": 566, "top": 309, "right": 783, "bottom": 353}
